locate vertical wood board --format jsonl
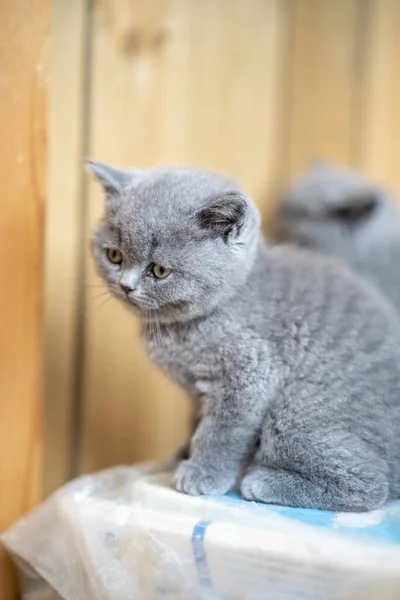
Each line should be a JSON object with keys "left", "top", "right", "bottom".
{"left": 0, "top": 0, "right": 49, "bottom": 595}
{"left": 283, "top": 0, "right": 363, "bottom": 179}
{"left": 43, "top": 0, "right": 88, "bottom": 496}
{"left": 80, "top": 0, "right": 291, "bottom": 473}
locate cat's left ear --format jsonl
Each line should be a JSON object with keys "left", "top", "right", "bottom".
{"left": 328, "top": 188, "right": 379, "bottom": 222}
{"left": 86, "top": 160, "right": 137, "bottom": 195}
{"left": 195, "top": 192, "right": 248, "bottom": 240}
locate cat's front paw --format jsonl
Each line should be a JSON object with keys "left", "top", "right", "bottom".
{"left": 174, "top": 460, "right": 236, "bottom": 496}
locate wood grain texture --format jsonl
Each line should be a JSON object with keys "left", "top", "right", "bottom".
{"left": 43, "top": 0, "right": 88, "bottom": 496}
{"left": 356, "top": 0, "right": 400, "bottom": 199}
{"left": 284, "top": 0, "right": 363, "bottom": 178}
{"left": 80, "top": 0, "right": 291, "bottom": 473}
{"left": 0, "top": 0, "right": 49, "bottom": 596}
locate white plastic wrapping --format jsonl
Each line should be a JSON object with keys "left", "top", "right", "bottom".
{"left": 3, "top": 463, "right": 400, "bottom": 600}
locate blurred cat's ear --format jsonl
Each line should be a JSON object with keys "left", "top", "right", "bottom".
{"left": 329, "top": 188, "right": 378, "bottom": 222}
{"left": 86, "top": 160, "right": 135, "bottom": 195}
{"left": 195, "top": 192, "right": 248, "bottom": 239}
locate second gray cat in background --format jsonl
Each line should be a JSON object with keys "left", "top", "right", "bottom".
{"left": 274, "top": 161, "right": 400, "bottom": 312}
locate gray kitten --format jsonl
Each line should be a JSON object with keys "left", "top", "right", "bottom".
{"left": 274, "top": 161, "right": 400, "bottom": 311}
{"left": 89, "top": 160, "right": 400, "bottom": 512}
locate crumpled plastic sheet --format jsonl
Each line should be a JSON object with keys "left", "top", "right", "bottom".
{"left": 3, "top": 462, "right": 400, "bottom": 600}
{"left": 2, "top": 464, "right": 164, "bottom": 600}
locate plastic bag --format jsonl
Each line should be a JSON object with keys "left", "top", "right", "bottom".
{"left": 3, "top": 463, "right": 400, "bottom": 600}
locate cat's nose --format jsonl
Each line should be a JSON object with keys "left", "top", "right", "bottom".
{"left": 120, "top": 282, "right": 134, "bottom": 295}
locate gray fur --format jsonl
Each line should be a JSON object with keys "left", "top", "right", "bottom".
{"left": 89, "top": 160, "right": 400, "bottom": 511}
{"left": 274, "top": 161, "right": 400, "bottom": 312}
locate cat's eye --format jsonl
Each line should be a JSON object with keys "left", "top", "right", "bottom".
{"left": 151, "top": 263, "right": 171, "bottom": 279}
{"left": 107, "top": 248, "right": 123, "bottom": 264}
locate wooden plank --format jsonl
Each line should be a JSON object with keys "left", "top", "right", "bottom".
{"left": 0, "top": 0, "right": 49, "bottom": 596}
{"left": 356, "top": 0, "right": 400, "bottom": 200}
{"left": 284, "top": 0, "right": 363, "bottom": 178}
{"left": 80, "top": 0, "right": 291, "bottom": 473}
{"left": 43, "top": 0, "right": 88, "bottom": 496}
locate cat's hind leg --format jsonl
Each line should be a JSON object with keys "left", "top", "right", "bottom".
{"left": 240, "top": 465, "right": 388, "bottom": 511}
{"left": 240, "top": 431, "right": 389, "bottom": 511}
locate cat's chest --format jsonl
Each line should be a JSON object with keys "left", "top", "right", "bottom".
{"left": 142, "top": 324, "right": 220, "bottom": 395}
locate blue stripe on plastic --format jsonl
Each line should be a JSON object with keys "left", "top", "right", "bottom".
{"left": 191, "top": 520, "right": 213, "bottom": 590}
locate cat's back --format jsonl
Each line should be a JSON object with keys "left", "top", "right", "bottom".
{"left": 246, "top": 244, "right": 400, "bottom": 340}
{"left": 236, "top": 246, "right": 400, "bottom": 464}
{"left": 227, "top": 244, "right": 400, "bottom": 397}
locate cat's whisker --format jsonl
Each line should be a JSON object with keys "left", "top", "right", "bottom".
{"left": 163, "top": 321, "right": 176, "bottom": 358}
{"left": 144, "top": 313, "right": 155, "bottom": 348}
{"left": 156, "top": 316, "right": 162, "bottom": 351}
{"left": 91, "top": 290, "right": 112, "bottom": 301}
{"left": 152, "top": 317, "right": 159, "bottom": 352}
{"left": 144, "top": 311, "right": 167, "bottom": 355}
{"left": 153, "top": 316, "right": 161, "bottom": 352}
{"left": 93, "top": 294, "right": 114, "bottom": 313}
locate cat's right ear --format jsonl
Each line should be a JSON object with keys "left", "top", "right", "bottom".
{"left": 195, "top": 192, "right": 248, "bottom": 240}
{"left": 328, "top": 188, "right": 379, "bottom": 223}
{"left": 86, "top": 160, "right": 134, "bottom": 195}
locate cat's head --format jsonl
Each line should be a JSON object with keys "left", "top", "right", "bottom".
{"left": 89, "top": 161, "right": 261, "bottom": 323}
{"left": 274, "top": 160, "right": 399, "bottom": 260}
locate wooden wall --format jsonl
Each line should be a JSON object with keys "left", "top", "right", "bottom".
{"left": 0, "top": 0, "right": 49, "bottom": 595}
{"left": 44, "top": 0, "right": 400, "bottom": 496}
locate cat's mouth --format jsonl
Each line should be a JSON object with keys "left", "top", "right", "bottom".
{"left": 109, "top": 286, "right": 155, "bottom": 311}
{"left": 110, "top": 285, "right": 190, "bottom": 319}
{"left": 127, "top": 295, "right": 158, "bottom": 310}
